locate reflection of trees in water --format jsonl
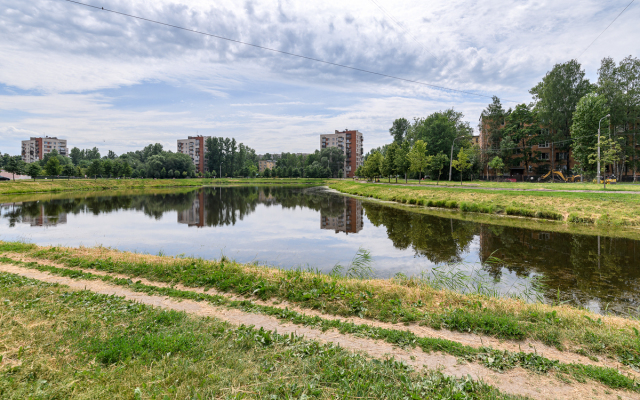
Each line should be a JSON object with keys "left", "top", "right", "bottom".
{"left": 479, "top": 226, "right": 640, "bottom": 313}
{"left": 362, "top": 202, "right": 478, "bottom": 264}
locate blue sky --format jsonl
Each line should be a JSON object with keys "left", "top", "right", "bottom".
{"left": 1, "top": 0, "right": 638, "bottom": 155}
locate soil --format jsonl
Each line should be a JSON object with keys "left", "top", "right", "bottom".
{"left": 0, "top": 262, "right": 637, "bottom": 400}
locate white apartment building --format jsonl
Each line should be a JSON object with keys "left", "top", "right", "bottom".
{"left": 319, "top": 129, "right": 364, "bottom": 178}
{"left": 21, "top": 136, "right": 68, "bottom": 163}
{"left": 177, "top": 136, "right": 210, "bottom": 173}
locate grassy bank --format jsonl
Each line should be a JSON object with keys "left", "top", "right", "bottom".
{"left": 329, "top": 181, "right": 640, "bottom": 226}
{"left": 374, "top": 179, "right": 640, "bottom": 192}
{"left": 3, "top": 242, "right": 640, "bottom": 373}
{"left": 0, "top": 177, "right": 327, "bottom": 195}
{"left": 0, "top": 272, "right": 521, "bottom": 399}
{"left": 7, "top": 256, "right": 640, "bottom": 394}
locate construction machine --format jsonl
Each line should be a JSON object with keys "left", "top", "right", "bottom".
{"left": 538, "top": 170, "right": 568, "bottom": 182}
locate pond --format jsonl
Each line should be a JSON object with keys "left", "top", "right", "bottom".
{"left": 1, "top": 185, "right": 639, "bottom": 315}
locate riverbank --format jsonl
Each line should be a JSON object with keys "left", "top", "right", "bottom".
{"left": 0, "top": 177, "right": 327, "bottom": 195}
{"left": 1, "top": 241, "right": 640, "bottom": 400}
{"left": 329, "top": 181, "right": 640, "bottom": 226}
{"left": 376, "top": 179, "right": 640, "bottom": 192}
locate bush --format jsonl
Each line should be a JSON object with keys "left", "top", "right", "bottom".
{"left": 534, "top": 210, "right": 563, "bottom": 221}
{"left": 408, "top": 198, "right": 417, "bottom": 204}
{"left": 568, "top": 213, "right": 595, "bottom": 224}
{"left": 505, "top": 207, "right": 535, "bottom": 218}
{"left": 445, "top": 201, "right": 458, "bottom": 209}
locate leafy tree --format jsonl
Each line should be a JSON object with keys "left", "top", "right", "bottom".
{"left": 86, "top": 147, "right": 101, "bottom": 160}
{"left": 571, "top": 92, "right": 609, "bottom": 174}
{"left": 107, "top": 150, "right": 117, "bottom": 159}
{"left": 102, "top": 159, "right": 113, "bottom": 177}
{"left": 427, "top": 152, "right": 449, "bottom": 185}
{"left": 589, "top": 136, "right": 626, "bottom": 189}
{"left": 479, "top": 96, "right": 508, "bottom": 152}
{"left": 364, "top": 151, "right": 383, "bottom": 181}
{"left": 408, "top": 109, "right": 473, "bottom": 155}
{"left": 394, "top": 141, "right": 411, "bottom": 183}
{"left": 62, "top": 164, "right": 76, "bottom": 177}
{"left": 70, "top": 147, "right": 83, "bottom": 165}
{"left": 408, "top": 140, "right": 428, "bottom": 182}
{"left": 452, "top": 148, "right": 472, "bottom": 185}
{"left": 488, "top": 156, "right": 505, "bottom": 178}
{"left": 87, "top": 159, "right": 103, "bottom": 178}
{"left": 530, "top": 60, "right": 595, "bottom": 172}
{"left": 4, "top": 157, "right": 25, "bottom": 180}
{"left": 27, "top": 163, "right": 42, "bottom": 180}
{"left": 381, "top": 142, "right": 399, "bottom": 182}
{"left": 389, "top": 118, "right": 410, "bottom": 143}
{"left": 44, "top": 156, "right": 62, "bottom": 176}
{"left": 502, "top": 103, "right": 540, "bottom": 176}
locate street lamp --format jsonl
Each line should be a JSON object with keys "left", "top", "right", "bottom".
{"left": 449, "top": 136, "right": 465, "bottom": 181}
{"left": 597, "top": 114, "right": 610, "bottom": 185}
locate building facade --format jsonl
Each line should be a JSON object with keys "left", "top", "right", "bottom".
{"left": 177, "top": 136, "right": 210, "bottom": 174}
{"left": 21, "top": 136, "right": 68, "bottom": 163}
{"left": 320, "top": 129, "right": 364, "bottom": 178}
{"left": 258, "top": 160, "right": 276, "bottom": 172}
{"left": 320, "top": 197, "right": 363, "bottom": 234}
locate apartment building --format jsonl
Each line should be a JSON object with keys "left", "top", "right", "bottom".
{"left": 258, "top": 160, "right": 276, "bottom": 172}
{"left": 177, "top": 136, "right": 210, "bottom": 174}
{"left": 320, "top": 129, "right": 364, "bottom": 178}
{"left": 177, "top": 190, "right": 206, "bottom": 228}
{"left": 21, "top": 136, "right": 68, "bottom": 163}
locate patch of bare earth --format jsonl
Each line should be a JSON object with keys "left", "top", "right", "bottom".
{"left": 0, "top": 263, "right": 636, "bottom": 400}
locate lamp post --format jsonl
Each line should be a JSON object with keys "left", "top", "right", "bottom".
{"left": 597, "top": 114, "right": 610, "bottom": 185}
{"left": 449, "top": 136, "right": 464, "bottom": 181}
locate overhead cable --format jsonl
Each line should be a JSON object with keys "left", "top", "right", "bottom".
{"left": 62, "top": 0, "right": 516, "bottom": 103}
{"left": 576, "top": 0, "right": 636, "bottom": 59}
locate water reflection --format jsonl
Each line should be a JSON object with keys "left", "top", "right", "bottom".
{"left": 1, "top": 186, "right": 640, "bottom": 314}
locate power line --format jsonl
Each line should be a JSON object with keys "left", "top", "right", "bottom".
{"left": 576, "top": 0, "right": 636, "bottom": 59}
{"left": 62, "top": 0, "right": 517, "bottom": 103}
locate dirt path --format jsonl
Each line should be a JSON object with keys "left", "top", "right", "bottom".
{"left": 3, "top": 252, "right": 636, "bottom": 376}
{"left": 0, "top": 263, "right": 636, "bottom": 400}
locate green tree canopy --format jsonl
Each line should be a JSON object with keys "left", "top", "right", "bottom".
{"left": 571, "top": 92, "right": 609, "bottom": 173}
{"left": 389, "top": 118, "right": 410, "bottom": 143}
{"left": 407, "top": 140, "right": 428, "bottom": 182}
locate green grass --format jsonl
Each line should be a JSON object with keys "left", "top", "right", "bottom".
{"left": 0, "top": 177, "right": 328, "bottom": 195}
{"left": 330, "top": 181, "right": 640, "bottom": 226}
{"left": 0, "top": 272, "right": 524, "bottom": 400}
{"left": 4, "top": 259, "right": 640, "bottom": 394}
{"left": 3, "top": 242, "right": 640, "bottom": 375}
{"left": 374, "top": 178, "right": 640, "bottom": 192}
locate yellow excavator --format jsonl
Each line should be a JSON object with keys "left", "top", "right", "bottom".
{"left": 538, "top": 170, "right": 582, "bottom": 183}
{"left": 592, "top": 176, "right": 617, "bottom": 185}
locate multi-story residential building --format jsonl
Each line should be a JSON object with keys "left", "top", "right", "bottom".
{"left": 320, "top": 129, "right": 364, "bottom": 178}
{"left": 21, "top": 136, "right": 68, "bottom": 163}
{"left": 177, "top": 190, "right": 206, "bottom": 228}
{"left": 320, "top": 197, "right": 363, "bottom": 234}
{"left": 258, "top": 160, "right": 276, "bottom": 172}
{"left": 177, "top": 136, "right": 210, "bottom": 174}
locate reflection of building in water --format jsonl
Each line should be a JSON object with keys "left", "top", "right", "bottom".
{"left": 258, "top": 191, "right": 277, "bottom": 203}
{"left": 321, "top": 197, "right": 363, "bottom": 234}
{"left": 177, "top": 191, "right": 206, "bottom": 228}
{"left": 21, "top": 205, "right": 68, "bottom": 227}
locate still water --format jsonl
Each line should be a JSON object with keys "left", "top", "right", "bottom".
{"left": 1, "top": 185, "right": 639, "bottom": 314}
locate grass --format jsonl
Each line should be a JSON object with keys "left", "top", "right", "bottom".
{"left": 0, "top": 177, "right": 328, "bottom": 195}
{"left": 329, "top": 180, "right": 640, "bottom": 226}
{"left": 0, "top": 272, "right": 524, "bottom": 399}
{"left": 4, "top": 258, "right": 639, "bottom": 394}
{"left": 3, "top": 241, "right": 640, "bottom": 374}
{"left": 375, "top": 178, "right": 640, "bottom": 192}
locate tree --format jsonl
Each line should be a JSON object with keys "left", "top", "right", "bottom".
{"left": 488, "top": 156, "right": 505, "bottom": 178}
{"left": 102, "top": 159, "right": 113, "bottom": 177}
{"left": 44, "top": 156, "right": 62, "bottom": 176}
{"left": 408, "top": 109, "right": 473, "bottom": 155}
{"left": 107, "top": 150, "right": 117, "bottom": 159}
{"left": 364, "top": 151, "right": 383, "bottom": 181}
{"left": 530, "top": 60, "right": 595, "bottom": 173}
{"left": 27, "top": 163, "right": 42, "bottom": 181}
{"left": 479, "top": 96, "right": 508, "bottom": 151}
{"left": 571, "top": 92, "right": 609, "bottom": 174}
{"left": 263, "top": 168, "right": 271, "bottom": 178}
{"left": 62, "top": 164, "right": 75, "bottom": 178}
{"left": 589, "top": 136, "right": 626, "bottom": 189}
{"left": 4, "top": 157, "right": 25, "bottom": 180}
{"left": 87, "top": 159, "right": 103, "bottom": 179}
{"left": 408, "top": 140, "right": 429, "bottom": 183}
{"left": 70, "top": 147, "right": 83, "bottom": 165}
{"left": 122, "top": 162, "right": 132, "bottom": 178}
{"left": 427, "top": 152, "right": 449, "bottom": 185}
{"left": 452, "top": 148, "right": 472, "bottom": 185}
{"left": 503, "top": 103, "right": 540, "bottom": 176}
{"left": 389, "top": 118, "right": 410, "bottom": 143}
{"left": 381, "top": 142, "right": 399, "bottom": 182}
{"left": 395, "top": 141, "right": 411, "bottom": 183}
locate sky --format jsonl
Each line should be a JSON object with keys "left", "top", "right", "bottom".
{"left": 1, "top": 0, "right": 639, "bottom": 156}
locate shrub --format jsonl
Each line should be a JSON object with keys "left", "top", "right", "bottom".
{"left": 408, "top": 198, "right": 417, "bottom": 204}
{"left": 568, "top": 213, "right": 595, "bottom": 224}
{"left": 505, "top": 207, "right": 535, "bottom": 218}
{"left": 445, "top": 201, "right": 458, "bottom": 209}
{"left": 534, "top": 210, "right": 563, "bottom": 221}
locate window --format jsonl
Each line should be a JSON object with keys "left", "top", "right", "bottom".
{"left": 538, "top": 141, "right": 550, "bottom": 148}
{"left": 539, "top": 152, "right": 550, "bottom": 160}
{"left": 556, "top": 152, "right": 568, "bottom": 160}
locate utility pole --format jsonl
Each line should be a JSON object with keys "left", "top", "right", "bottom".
{"left": 449, "top": 136, "right": 464, "bottom": 181}
{"left": 597, "top": 114, "right": 610, "bottom": 185}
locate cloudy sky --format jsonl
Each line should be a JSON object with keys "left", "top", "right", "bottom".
{"left": 1, "top": 0, "right": 638, "bottom": 156}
